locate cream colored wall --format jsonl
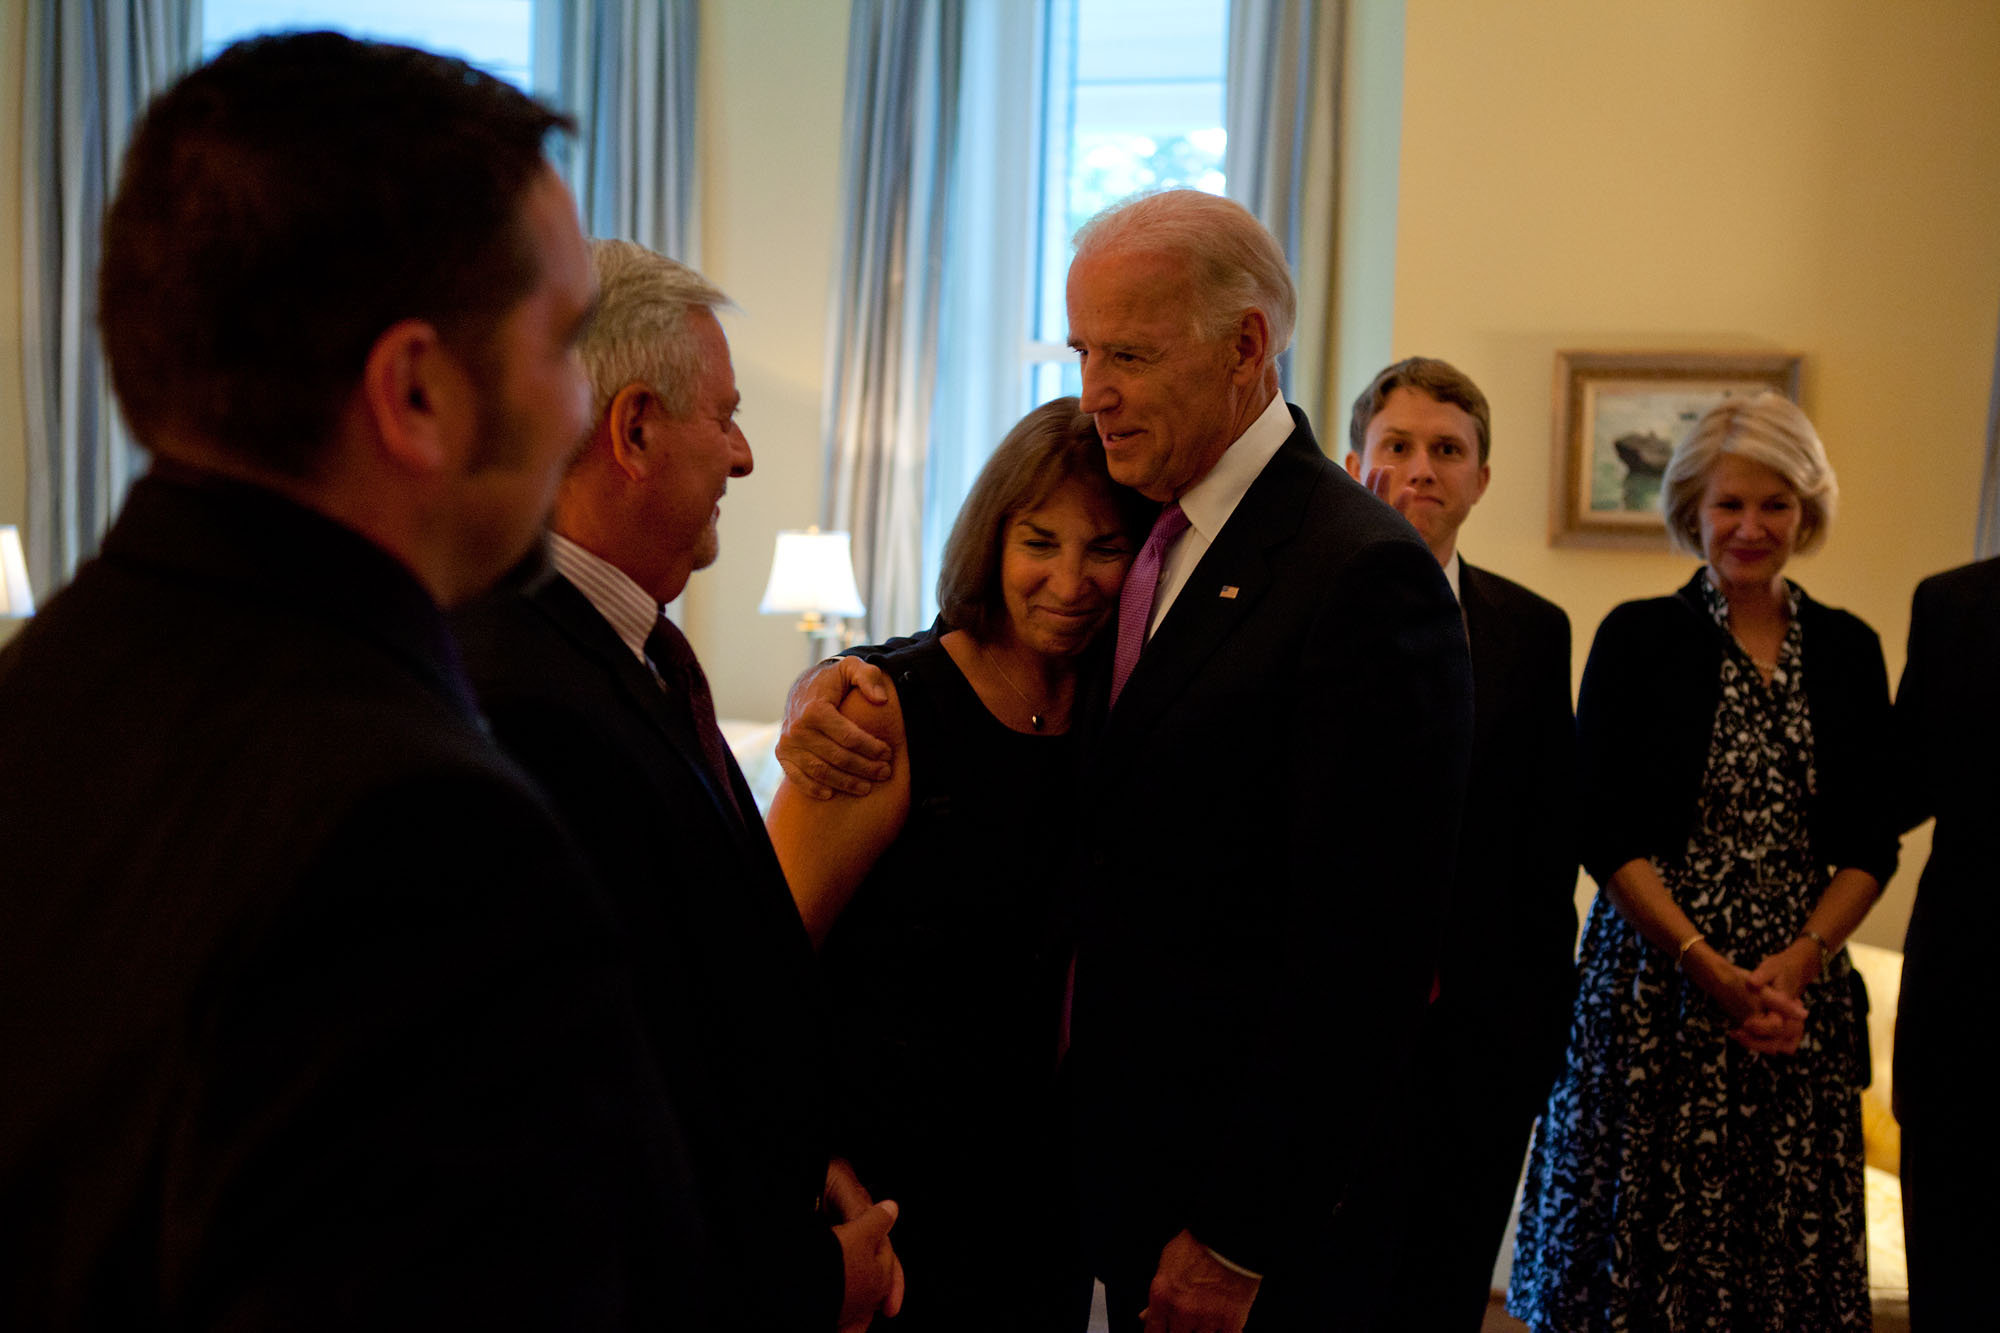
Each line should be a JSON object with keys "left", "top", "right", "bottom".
{"left": 1, "top": 0, "right": 27, "bottom": 649}
{"left": 682, "top": 0, "right": 852, "bottom": 721}
{"left": 1389, "top": 0, "right": 2000, "bottom": 948}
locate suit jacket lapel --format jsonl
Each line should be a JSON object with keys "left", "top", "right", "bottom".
{"left": 1458, "top": 562, "right": 1505, "bottom": 763}
{"left": 527, "top": 572, "right": 754, "bottom": 842}
{"left": 1104, "top": 425, "right": 1325, "bottom": 742}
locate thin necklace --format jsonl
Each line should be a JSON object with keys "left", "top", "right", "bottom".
{"left": 1742, "top": 642, "right": 1779, "bottom": 679}
{"left": 980, "top": 641, "right": 1060, "bottom": 732}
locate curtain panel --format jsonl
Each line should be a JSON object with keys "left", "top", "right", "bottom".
{"left": 1226, "top": 0, "right": 1341, "bottom": 432}
{"left": 822, "top": 0, "right": 964, "bottom": 644}
{"left": 20, "top": 0, "right": 197, "bottom": 597}
{"left": 921, "top": 0, "right": 1042, "bottom": 628}
{"left": 537, "top": 0, "right": 700, "bottom": 266}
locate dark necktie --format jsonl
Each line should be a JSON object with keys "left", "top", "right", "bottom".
{"left": 645, "top": 616, "right": 743, "bottom": 823}
{"left": 1110, "top": 502, "right": 1192, "bottom": 709}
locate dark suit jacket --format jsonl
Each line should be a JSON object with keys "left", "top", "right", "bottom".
{"left": 1576, "top": 571, "right": 1899, "bottom": 892}
{"left": 1892, "top": 556, "right": 2000, "bottom": 1114}
{"left": 454, "top": 566, "right": 843, "bottom": 1331}
{"left": 0, "top": 472, "right": 702, "bottom": 1329}
{"left": 1366, "top": 562, "right": 1577, "bottom": 1330}
{"left": 1449, "top": 560, "right": 1578, "bottom": 1100}
{"left": 1069, "top": 407, "right": 1474, "bottom": 1280}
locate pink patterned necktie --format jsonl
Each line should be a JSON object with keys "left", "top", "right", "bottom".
{"left": 1110, "top": 502, "right": 1191, "bottom": 709}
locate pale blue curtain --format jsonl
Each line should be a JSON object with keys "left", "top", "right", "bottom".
{"left": 822, "top": 0, "right": 964, "bottom": 643}
{"left": 921, "top": 0, "right": 1043, "bottom": 628}
{"left": 1979, "top": 303, "right": 1999, "bottom": 559}
{"left": 1226, "top": 0, "right": 1341, "bottom": 428}
{"left": 20, "top": 0, "right": 198, "bottom": 597}
{"left": 536, "top": 0, "right": 700, "bottom": 265}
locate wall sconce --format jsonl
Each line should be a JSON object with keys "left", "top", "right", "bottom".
{"left": 758, "top": 526, "right": 866, "bottom": 665}
{"left": 0, "top": 526, "right": 33, "bottom": 619}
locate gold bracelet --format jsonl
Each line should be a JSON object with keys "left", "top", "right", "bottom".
{"left": 1675, "top": 931, "right": 1704, "bottom": 969}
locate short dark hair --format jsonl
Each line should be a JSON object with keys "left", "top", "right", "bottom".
{"left": 937, "top": 398, "right": 1156, "bottom": 642}
{"left": 99, "top": 32, "right": 575, "bottom": 476}
{"left": 1347, "top": 356, "right": 1492, "bottom": 464}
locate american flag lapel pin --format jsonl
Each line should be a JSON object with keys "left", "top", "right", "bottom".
{"left": 1219, "top": 585, "right": 1239, "bottom": 599}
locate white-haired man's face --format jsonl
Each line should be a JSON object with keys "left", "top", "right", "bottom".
{"left": 630, "top": 309, "right": 753, "bottom": 602}
{"left": 1065, "top": 246, "right": 1255, "bottom": 504}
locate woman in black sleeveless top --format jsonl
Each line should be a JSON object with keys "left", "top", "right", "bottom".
{"left": 769, "top": 399, "right": 1152, "bottom": 1331}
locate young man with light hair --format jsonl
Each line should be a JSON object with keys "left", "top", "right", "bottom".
{"left": 1344, "top": 356, "right": 1578, "bottom": 1331}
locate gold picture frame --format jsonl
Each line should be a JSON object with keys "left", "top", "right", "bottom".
{"left": 1549, "top": 350, "right": 1803, "bottom": 549}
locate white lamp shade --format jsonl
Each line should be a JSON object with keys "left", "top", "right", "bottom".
{"left": 758, "top": 529, "right": 866, "bottom": 618}
{"left": 0, "top": 526, "right": 32, "bottom": 618}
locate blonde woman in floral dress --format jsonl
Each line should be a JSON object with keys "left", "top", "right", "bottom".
{"left": 1509, "top": 393, "right": 1896, "bottom": 1330}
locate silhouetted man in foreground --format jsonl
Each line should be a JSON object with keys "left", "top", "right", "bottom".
{"left": 0, "top": 34, "right": 703, "bottom": 1328}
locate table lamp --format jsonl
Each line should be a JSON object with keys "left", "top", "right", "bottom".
{"left": 0, "top": 526, "right": 33, "bottom": 619}
{"left": 758, "top": 526, "right": 865, "bottom": 665}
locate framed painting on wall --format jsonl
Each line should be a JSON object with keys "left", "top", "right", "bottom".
{"left": 1549, "top": 350, "right": 1803, "bottom": 549}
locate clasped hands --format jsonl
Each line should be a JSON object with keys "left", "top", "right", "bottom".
{"left": 777, "top": 659, "right": 893, "bottom": 800}
{"left": 1687, "top": 939, "right": 1819, "bottom": 1055}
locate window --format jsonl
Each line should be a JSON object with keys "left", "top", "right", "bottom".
{"left": 1028, "top": 0, "right": 1229, "bottom": 403}
{"left": 923, "top": 0, "right": 1229, "bottom": 620}
{"left": 201, "top": 0, "right": 534, "bottom": 89}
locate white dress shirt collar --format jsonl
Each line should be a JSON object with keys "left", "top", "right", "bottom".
{"left": 1144, "top": 390, "right": 1294, "bottom": 639}
{"left": 546, "top": 532, "right": 661, "bottom": 663}
{"left": 1175, "top": 389, "right": 1294, "bottom": 547}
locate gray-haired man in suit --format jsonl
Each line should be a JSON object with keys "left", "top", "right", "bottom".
{"left": 783, "top": 193, "right": 1472, "bottom": 1333}
{"left": 454, "top": 239, "right": 905, "bottom": 1333}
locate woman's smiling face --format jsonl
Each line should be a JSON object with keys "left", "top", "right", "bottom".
{"left": 997, "top": 479, "right": 1135, "bottom": 659}
{"left": 1698, "top": 452, "right": 1802, "bottom": 593}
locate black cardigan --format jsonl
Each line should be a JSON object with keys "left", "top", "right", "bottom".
{"left": 1576, "top": 570, "right": 1899, "bottom": 890}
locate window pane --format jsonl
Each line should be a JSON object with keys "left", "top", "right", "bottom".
{"left": 1030, "top": 359, "right": 1083, "bottom": 407}
{"left": 1032, "top": 0, "right": 1228, "bottom": 347}
{"left": 201, "top": 0, "right": 534, "bottom": 90}
{"left": 1075, "top": 0, "right": 1228, "bottom": 83}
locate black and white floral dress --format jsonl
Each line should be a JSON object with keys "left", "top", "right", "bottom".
{"left": 1508, "top": 577, "right": 1871, "bottom": 1331}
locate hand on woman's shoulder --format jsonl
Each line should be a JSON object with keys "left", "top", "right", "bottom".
{"left": 768, "top": 668, "right": 913, "bottom": 948}
{"left": 836, "top": 669, "right": 907, "bottom": 753}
